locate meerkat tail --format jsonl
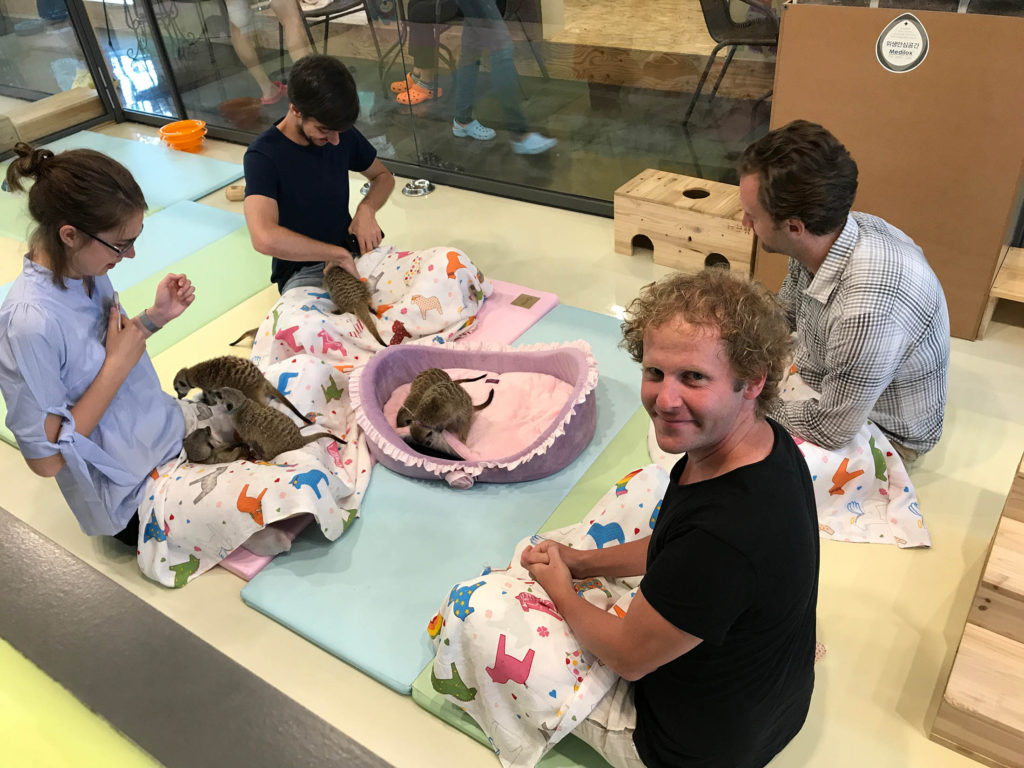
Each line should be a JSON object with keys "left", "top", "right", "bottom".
{"left": 298, "top": 432, "right": 348, "bottom": 448}
{"left": 453, "top": 373, "right": 488, "bottom": 384}
{"left": 472, "top": 389, "right": 495, "bottom": 411}
{"left": 268, "top": 387, "right": 315, "bottom": 425}
{"left": 358, "top": 305, "right": 387, "bottom": 347}
{"left": 229, "top": 327, "right": 258, "bottom": 347}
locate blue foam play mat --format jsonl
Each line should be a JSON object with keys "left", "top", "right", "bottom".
{"left": 241, "top": 304, "right": 642, "bottom": 694}
{"left": 0, "top": 131, "right": 243, "bottom": 241}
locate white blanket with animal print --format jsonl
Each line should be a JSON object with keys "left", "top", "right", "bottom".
{"left": 136, "top": 245, "right": 492, "bottom": 587}
{"left": 427, "top": 465, "right": 670, "bottom": 768}
{"left": 648, "top": 368, "right": 930, "bottom": 548}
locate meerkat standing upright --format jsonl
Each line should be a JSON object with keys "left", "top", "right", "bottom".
{"left": 174, "top": 356, "right": 313, "bottom": 425}
{"left": 323, "top": 265, "right": 387, "bottom": 347}
{"left": 213, "top": 387, "right": 346, "bottom": 461}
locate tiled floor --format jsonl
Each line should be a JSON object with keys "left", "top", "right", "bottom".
{"left": 3, "top": 123, "right": 1024, "bottom": 767}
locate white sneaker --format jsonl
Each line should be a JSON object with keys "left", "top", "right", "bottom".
{"left": 511, "top": 132, "right": 557, "bottom": 155}
{"left": 452, "top": 119, "right": 496, "bottom": 141}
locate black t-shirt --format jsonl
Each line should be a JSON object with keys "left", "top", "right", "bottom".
{"left": 242, "top": 123, "right": 377, "bottom": 292}
{"left": 634, "top": 418, "right": 819, "bottom": 768}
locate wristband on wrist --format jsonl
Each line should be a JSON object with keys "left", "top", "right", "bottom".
{"left": 139, "top": 309, "right": 163, "bottom": 334}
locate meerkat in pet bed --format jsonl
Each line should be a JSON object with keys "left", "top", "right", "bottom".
{"left": 351, "top": 341, "right": 599, "bottom": 489}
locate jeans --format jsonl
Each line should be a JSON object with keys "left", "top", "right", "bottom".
{"left": 281, "top": 263, "right": 327, "bottom": 294}
{"left": 453, "top": 0, "right": 528, "bottom": 134}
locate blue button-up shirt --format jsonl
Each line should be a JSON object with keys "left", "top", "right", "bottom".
{"left": 0, "top": 258, "right": 183, "bottom": 535}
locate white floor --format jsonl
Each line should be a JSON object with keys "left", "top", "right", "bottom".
{"left": 3, "top": 122, "right": 1023, "bottom": 767}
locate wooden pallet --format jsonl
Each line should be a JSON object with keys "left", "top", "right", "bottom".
{"left": 613, "top": 169, "right": 754, "bottom": 274}
{"left": 931, "top": 452, "right": 1024, "bottom": 767}
{"left": 980, "top": 247, "right": 1024, "bottom": 337}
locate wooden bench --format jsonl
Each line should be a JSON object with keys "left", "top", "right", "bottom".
{"left": 1, "top": 88, "right": 105, "bottom": 149}
{"left": 931, "top": 452, "right": 1024, "bottom": 767}
{"left": 980, "top": 246, "right": 1024, "bottom": 337}
{"left": 613, "top": 169, "right": 754, "bottom": 275}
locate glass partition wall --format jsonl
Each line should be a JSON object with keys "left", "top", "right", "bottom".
{"left": 3, "top": 0, "right": 785, "bottom": 210}
{"left": 0, "top": 0, "right": 114, "bottom": 144}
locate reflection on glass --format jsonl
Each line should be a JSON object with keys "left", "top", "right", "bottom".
{"left": 0, "top": 0, "right": 83, "bottom": 99}
{"left": 78, "top": 0, "right": 188, "bottom": 117}
{"left": 0, "top": 0, "right": 107, "bottom": 143}
{"left": 69, "top": 0, "right": 782, "bottom": 204}
{"left": 353, "top": 0, "right": 778, "bottom": 197}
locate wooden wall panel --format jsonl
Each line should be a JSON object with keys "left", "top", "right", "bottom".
{"left": 754, "top": 4, "right": 1024, "bottom": 339}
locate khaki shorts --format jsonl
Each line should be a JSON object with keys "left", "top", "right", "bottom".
{"left": 572, "top": 676, "right": 645, "bottom": 768}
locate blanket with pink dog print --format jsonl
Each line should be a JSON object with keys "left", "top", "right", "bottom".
{"left": 136, "top": 245, "right": 491, "bottom": 587}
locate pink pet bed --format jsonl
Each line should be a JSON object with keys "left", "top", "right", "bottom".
{"left": 350, "top": 341, "right": 598, "bottom": 488}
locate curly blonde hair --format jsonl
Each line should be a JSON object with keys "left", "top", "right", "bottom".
{"left": 620, "top": 269, "right": 792, "bottom": 417}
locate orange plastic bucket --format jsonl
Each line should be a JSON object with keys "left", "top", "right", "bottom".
{"left": 159, "top": 119, "right": 207, "bottom": 152}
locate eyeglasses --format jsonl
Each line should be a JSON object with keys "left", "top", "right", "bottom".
{"left": 84, "top": 230, "right": 138, "bottom": 256}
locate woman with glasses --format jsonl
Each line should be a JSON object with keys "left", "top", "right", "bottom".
{"left": 0, "top": 143, "right": 289, "bottom": 564}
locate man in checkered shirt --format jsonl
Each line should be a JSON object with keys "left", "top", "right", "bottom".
{"left": 737, "top": 120, "right": 950, "bottom": 463}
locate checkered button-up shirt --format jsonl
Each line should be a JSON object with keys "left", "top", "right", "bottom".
{"left": 767, "top": 213, "right": 950, "bottom": 453}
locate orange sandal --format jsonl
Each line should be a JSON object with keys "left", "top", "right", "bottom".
{"left": 390, "top": 73, "right": 415, "bottom": 94}
{"left": 396, "top": 82, "right": 441, "bottom": 105}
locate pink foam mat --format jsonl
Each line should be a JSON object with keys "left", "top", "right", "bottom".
{"left": 466, "top": 279, "right": 559, "bottom": 344}
{"left": 218, "top": 513, "right": 313, "bottom": 580}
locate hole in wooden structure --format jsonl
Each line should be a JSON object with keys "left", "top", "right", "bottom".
{"left": 683, "top": 188, "right": 711, "bottom": 199}
{"left": 704, "top": 253, "right": 730, "bottom": 270}
{"left": 630, "top": 234, "right": 654, "bottom": 257}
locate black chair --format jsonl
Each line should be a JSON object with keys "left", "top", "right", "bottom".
{"left": 294, "top": 0, "right": 383, "bottom": 60}
{"left": 504, "top": 0, "right": 548, "bottom": 80}
{"left": 381, "top": 0, "right": 545, "bottom": 87}
{"left": 683, "top": 0, "right": 779, "bottom": 126}
{"left": 380, "top": 0, "right": 458, "bottom": 86}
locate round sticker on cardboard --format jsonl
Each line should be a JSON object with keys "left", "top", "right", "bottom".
{"left": 876, "top": 13, "right": 929, "bottom": 74}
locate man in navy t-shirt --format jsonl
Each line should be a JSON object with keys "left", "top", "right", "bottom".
{"left": 521, "top": 270, "right": 819, "bottom": 767}
{"left": 243, "top": 55, "right": 395, "bottom": 294}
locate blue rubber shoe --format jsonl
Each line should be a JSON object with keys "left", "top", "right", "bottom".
{"left": 452, "top": 119, "right": 496, "bottom": 141}
{"left": 511, "top": 132, "right": 557, "bottom": 155}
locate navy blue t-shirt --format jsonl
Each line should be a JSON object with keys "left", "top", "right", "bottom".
{"left": 634, "top": 418, "right": 819, "bottom": 768}
{"left": 243, "top": 123, "right": 376, "bottom": 292}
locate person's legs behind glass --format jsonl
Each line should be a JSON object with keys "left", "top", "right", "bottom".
{"left": 451, "top": 0, "right": 555, "bottom": 153}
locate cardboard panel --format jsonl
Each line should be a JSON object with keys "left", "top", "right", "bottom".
{"left": 755, "top": 4, "right": 1024, "bottom": 339}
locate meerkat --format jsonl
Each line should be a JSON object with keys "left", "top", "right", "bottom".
{"left": 213, "top": 387, "right": 346, "bottom": 461}
{"left": 173, "top": 356, "right": 313, "bottom": 425}
{"left": 396, "top": 368, "right": 487, "bottom": 428}
{"left": 407, "top": 379, "right": 495, "bottom": 446}
{"left": 323, "top": 265, "right": 387, "bottom": 347}
{"left": 183, "top": 426, "right": 251, "bottom": 464}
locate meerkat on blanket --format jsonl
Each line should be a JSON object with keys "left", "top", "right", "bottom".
{"left": 137, "top": 246, "right": 492, "bottom": 587}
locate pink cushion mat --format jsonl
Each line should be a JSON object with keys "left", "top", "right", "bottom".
{"left": 465, "top": 280, "right": 558, "bottom": 344}
{"left": 217, "top": 513, "right": 313, "bottom": 581}
{"left": 218, "top": 280, "right": 558, "bottom": 580}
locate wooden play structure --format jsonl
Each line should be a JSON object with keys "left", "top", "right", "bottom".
{"left": 613, "top": 169, "right": 754, "bottom": 274}
{"left": 931, "top": 451, "right": 1024, "bottom": 767}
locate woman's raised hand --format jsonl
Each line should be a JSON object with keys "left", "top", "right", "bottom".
{"left": 149, "top": 273, "right": 196, "bottom": 326}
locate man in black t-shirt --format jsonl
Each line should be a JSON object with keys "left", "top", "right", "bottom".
{"left": 243, "top": 55, "right": 395, "bottom": 294}
{"left": 522, "top": 270, "right": 820, "bottom": 768}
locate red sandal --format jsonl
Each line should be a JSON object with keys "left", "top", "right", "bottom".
{"left": 260, "top": 81, "right": 286, "bottom": 105}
